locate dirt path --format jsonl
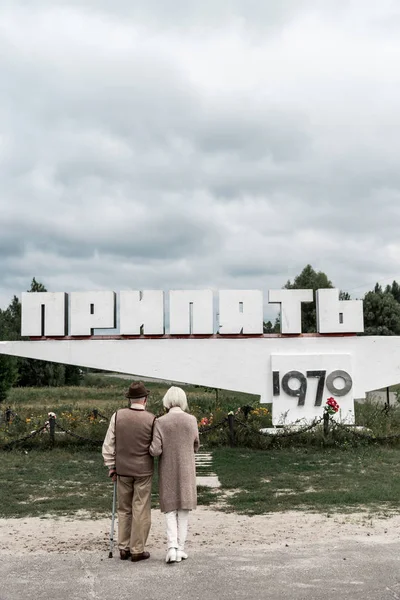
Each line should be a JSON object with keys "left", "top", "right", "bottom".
{"left": 0, "top": 507, "right": 398, "bottom": 555}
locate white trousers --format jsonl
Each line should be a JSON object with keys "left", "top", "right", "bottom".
{"left": 165, "top": 510, "right": 189, "bottom": 550}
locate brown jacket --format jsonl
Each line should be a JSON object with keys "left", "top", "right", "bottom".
{"left": 115, "top": 408, "right": 155, "bottom": 477}
{"left": 150, "top": 407, "right": 200, "bottom": 513}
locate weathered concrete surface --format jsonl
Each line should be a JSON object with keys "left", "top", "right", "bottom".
{"left": 2, "top": 538, "right": 400, "bottom": 600}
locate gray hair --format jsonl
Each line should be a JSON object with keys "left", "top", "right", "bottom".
{"left": 162, "top": 386, "right": 188, "bottom": 411}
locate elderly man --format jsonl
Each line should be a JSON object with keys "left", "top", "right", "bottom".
{"left": 102, "top": 381, "right": 155, "bottom": 562}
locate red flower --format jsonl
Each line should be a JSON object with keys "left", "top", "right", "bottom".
{"left": 325, "top": 397, "right": 340, "bottom": 414}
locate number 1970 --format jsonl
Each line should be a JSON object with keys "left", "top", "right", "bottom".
{"left": 272, "top": 370, "right": 353, "bottom": 406}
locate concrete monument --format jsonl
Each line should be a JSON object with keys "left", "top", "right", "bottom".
{"left": 0, "top": 287, "right": 397, "bottom": 425}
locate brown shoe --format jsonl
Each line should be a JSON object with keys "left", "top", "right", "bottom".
{"left": 120, "top": 550, "right": 131, "bottom": 560}
{"left": 131, "top": 551, "right": 150, "bottom": 562}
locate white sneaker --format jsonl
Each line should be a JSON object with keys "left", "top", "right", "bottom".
{"left": 176, "top": 550, "right": 188, "bottom": 562}
{"left": 166, "top": 548, "right": 177, "bottom": 563}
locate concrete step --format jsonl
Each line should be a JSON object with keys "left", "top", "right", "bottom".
{"left": 195, "top": 452, "right": 221, "bottom": 488}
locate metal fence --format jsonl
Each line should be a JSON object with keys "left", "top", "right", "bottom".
{"left": 2, "top": 407, "right": 400, "bottom": 451}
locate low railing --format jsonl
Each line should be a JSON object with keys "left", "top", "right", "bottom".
{"left": 1, "top": 407, "right": 398, "bottom": 450}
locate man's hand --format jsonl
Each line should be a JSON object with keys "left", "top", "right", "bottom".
{"left": 108, "top": 468, "right": 117, "bottom": 482}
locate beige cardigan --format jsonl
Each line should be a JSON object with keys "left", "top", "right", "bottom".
{"left": 150, "top": 407, "right": 200, "bottom": 513}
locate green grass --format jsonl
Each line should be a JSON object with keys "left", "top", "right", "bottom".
{"left": 4, "top": 379, "right": 400, "bottom": 518}
{"left": 0, "top": 448, "right": 112, "bottom": 518}
{"left": 212, "top": 446, "right": 400, "bottom": 515}
{"left": 4, "top": 377, "right": 259, "bottom": 424}
{"left": 6, "top": 375, "right": 258, "bottom": 414}
{"left": 0, "top": 449, "right": 216, "bottom": 518}
{"left": 3, "top": 446, "right": 400, "bottom": 518}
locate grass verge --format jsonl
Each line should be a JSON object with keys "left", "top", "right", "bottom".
{"left": 2, "top": 446, "right": 400, "bottom": 518}
{"left": 212, "top": 446, "right": 400, "bottom": 515}
{"left": 0, "top": 449, "right": 215, "bottom": 518}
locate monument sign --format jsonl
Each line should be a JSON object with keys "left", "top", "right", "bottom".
{"left": 0, "top": 287, "right": 399, "bottom": 425}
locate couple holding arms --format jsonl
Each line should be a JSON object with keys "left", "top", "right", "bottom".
{"left": 102, "top": 381, "right": 200, "bottom": 564}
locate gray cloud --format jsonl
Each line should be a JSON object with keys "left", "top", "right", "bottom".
{"left": 7, "top": 1, "right": 321, "bottom": 30}
{"left": 1, "top": 0, "right": 400, "bottom": 321}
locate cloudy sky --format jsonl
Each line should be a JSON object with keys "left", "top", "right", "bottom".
{"left": 1, "top": 0, "right": 400, "bottom": 319}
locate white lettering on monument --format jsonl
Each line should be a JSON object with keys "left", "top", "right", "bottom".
{"left": 20, "top": 288, "right": 364, "bottom": 337}
{"left": 268, "top": 289, "right": 314, "bottom": 334}
{"left": 21, "top": 292, "right": 67, "bottom": 337}
{"left": 120, "top": 290, "right": 164, "bottom": 335}
{"left": 169, "top": 290, "right": 213, "bottom": 335}
{"left": 69, "top": 291, "right": 116, "bottom": 336}
{"left": 219, "top": 290, "right": 263, "bottom": 334}
{"left": 316, "top": 289, "right": 364, "bottom": 334}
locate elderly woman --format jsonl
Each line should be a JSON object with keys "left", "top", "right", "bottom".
{"left": 150, "top": 386, "right": 200, "bottom": 563}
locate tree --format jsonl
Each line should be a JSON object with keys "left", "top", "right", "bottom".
{"left": 0, "top": 312, "right": 19, "bottom": 402}
{"left": 0, "top": 296, "right": 21, "bottom": 340}
{"left": 29, "top": 277, "right": 47, "bottom": 292}
{"left": 263, "top": 320, "right": 274, "bottom": 333}
{"left": 0, "top": 354, "right": 18, "bottom": 402}
{"left": 17, "top": 359, "right": 66, "bottom": 387}
{"left": 283, "top": 265, "right": 334, "bottom": 333}
{"left": 392, "top": 281, "right": 400, "bottom": 303}
{"left": 384, "top": 281, "right": 400, "bottom": 303}
{"left": 64, "top": 364, "right": 83, "bottom": 386}
{"left": 285, "top": 264, "right": 333, "bottom": 291}
{"left": 263, "top": 317, "right": 280, "bottom": 333}
{"left": 339, "top": 291, "right": 351, "bottom": 301}
{"left": 363, "top": 287, "right": 400, "bottom": 335}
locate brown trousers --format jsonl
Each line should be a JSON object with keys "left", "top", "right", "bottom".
{"left": 117, "top": 474, "right": 153, "bottom": 554}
